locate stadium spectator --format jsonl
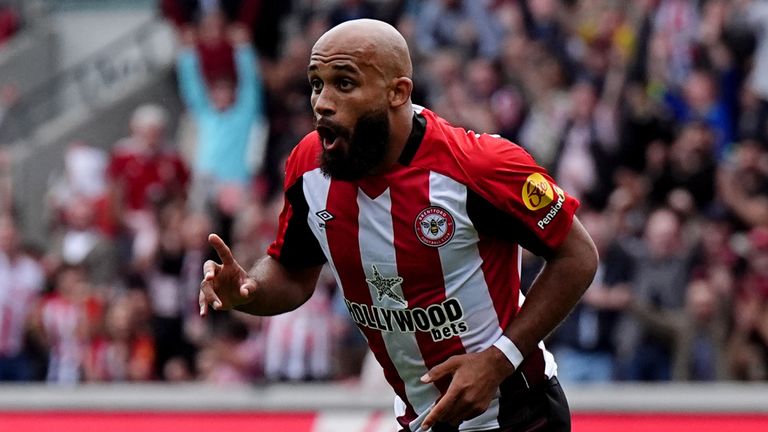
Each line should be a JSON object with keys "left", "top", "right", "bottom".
{"left": 196, "top": 317, "right": 263, "bottom": 385}
{"left": 648, "top": 121, "right": 718, "bottom": 210}
{"left": 735, "top": 0, "right": 768, "bottom": 144}
{"left": 552, "top": 79, "right": 618, "bottom": 207}
{"left": 176, "top": 22, "right": 266, "bottom": 237}
{"left": 145, "top": 206, "right": 211, "bottom": 379}
{"left": 728, "top": 226, "right": 768, "bottom": 380}
{"left": 672, "top": 278, "right": 731, "bottom": 380}
{"left": 0, "top": 1, "right": 19, "bottom": 47}
{"left": 36, "top": 265, "right": 92, "bottom": 384}
{"left": 106, "top": 104, "right": 190, "bottom": 269}
{"left": 83, "top": 294, "right": 155, "bottom": 382}
{"left": 0, "top": 215, "right": 44, "bottom": 381}
{"left": 44, "top": 196, "right": 118, "bottom": 286}
{"left": 416, "top": 0, "right": 505, "bottom": 59}
{"left": 46, "top": 142, "right": 112, "bottom": 235}
{"left": 549, "top": 210, "right": 633, "bottom": 383}
{"left": 717, "top": 139, "right": 768, "bottom": 228}
{"left": 620, "top": 208, "right": 694, "bottom": 381}
{"left": 663, "top": 70, "right": 735, "bottom": 160}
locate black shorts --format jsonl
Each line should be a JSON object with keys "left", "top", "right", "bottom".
{"left": 420, "top": 376, "right": 571, "bottom": 432}
{"left": 495, "top": 376, "right": 571, "bottom": 432}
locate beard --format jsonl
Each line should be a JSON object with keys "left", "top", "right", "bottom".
{"left": 317, "top": 107, "right": 390, "bottom": 181}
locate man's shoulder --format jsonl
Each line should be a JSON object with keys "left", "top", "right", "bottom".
{"left": 417, "top": 108, "right": 536, "bottom": 180}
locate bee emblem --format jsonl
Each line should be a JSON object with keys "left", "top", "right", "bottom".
{"left": 422, "top": 218, "right": 446, "bottom": 236}
{"left": 415, "top": 206, "right": 455, "bottom": 247}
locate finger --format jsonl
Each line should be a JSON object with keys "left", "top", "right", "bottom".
{"left": 421, "top": 356, "right": 460, "bottom": 383}
{"left": 203, "top": 260, "right": 221, "bottom": 280}
{"left": 200, "top": 279, "right": 223, "bottom": 311}
{"left": 199, "top": 291, "right": 208, "bottom": 317}
{"left": 208, "top": 234, "right": 235, "bottom": 265}
{"left": 421, "top": 386, "right": 460, "bottom": 431}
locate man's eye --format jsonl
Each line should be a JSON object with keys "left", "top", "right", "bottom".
{"left": 311, "top": 79, "right": 323, "bottom": 92}
{"left": 338, "top": 79, "right": 354, "bottom": 90}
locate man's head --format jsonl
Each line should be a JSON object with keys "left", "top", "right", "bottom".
{"left": 130, "top": 104, "right": 168, "bottom": 150}
{"left": 307, "top": 19, "right": 414, "bottom": 180}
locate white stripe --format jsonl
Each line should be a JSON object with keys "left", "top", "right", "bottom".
{"left": 428, "top": 172, "right": 500, "bottom": 431}
{"left": 302, "top": 169, "right": 339, "bottom": 284}
{"left": 356, "top": 187, "right": 440, "bottom": 422}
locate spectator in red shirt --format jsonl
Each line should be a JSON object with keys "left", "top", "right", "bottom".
{"left": 107, "top": 104, "right": 189, "bottom": 269}
{"left": 0, "top": 3, "right": 19, "bottom": 47}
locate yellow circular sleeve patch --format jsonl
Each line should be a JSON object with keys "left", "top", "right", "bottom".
{"left": 522, "top": 173, "right": 554, "bottom": 211}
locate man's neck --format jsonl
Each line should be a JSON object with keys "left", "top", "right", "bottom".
{"left": 375, "top": 103, "right": 414, "bottom": 175}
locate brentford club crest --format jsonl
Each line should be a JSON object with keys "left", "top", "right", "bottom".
{"left": 414, "top": 206, "right": 455, "bottom": 247}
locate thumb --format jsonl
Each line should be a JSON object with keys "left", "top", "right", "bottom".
{"left": 421, "top": 357, "right": 460, "bottom": 383}
{"left": 239, "top": 278, "right": 257, "bottom": 298}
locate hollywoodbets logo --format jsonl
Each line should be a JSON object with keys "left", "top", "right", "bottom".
{"left": 343, "top": 297, "right": 469, "bottom": 342}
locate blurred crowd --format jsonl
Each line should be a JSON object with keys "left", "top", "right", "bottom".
{"left": 1, "top": 0, "right": 768, "bottom": 386}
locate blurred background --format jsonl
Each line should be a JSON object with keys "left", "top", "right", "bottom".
{"left": 0, "top": 0, "right": 767, "bottom": 430}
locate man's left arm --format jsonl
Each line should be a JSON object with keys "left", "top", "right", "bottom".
{"left": 421, "top": 218, "right": 597, "bottom": 429}
{"left": 501, "top": 216, "right": 598, "bottom": 361}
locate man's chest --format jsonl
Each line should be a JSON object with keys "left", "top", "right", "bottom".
{"left": 300, "top": 168, "right": 480, "bottom": 303}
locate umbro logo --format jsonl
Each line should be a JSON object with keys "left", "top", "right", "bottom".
{"left": 316, "top": 209, "right": 334, "bottom": 222}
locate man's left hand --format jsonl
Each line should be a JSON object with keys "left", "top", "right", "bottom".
{"left": 420, "top": 347, "right": 515, "bottom": 430}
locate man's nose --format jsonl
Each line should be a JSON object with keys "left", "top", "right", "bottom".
{"left": 313, "top": 88, "right": 336, "bottom": 117}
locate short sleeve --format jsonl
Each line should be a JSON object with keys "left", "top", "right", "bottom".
{"left": 467, "top": 134, "right": 580, "bottom": 253}
{"left": 266, "top": 149, "right": 327, "bottom": 269}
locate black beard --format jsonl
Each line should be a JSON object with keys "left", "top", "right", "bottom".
{"left": 319, "top": 108, "right": 390, "bottom": 181}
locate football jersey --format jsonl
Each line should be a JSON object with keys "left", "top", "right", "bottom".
{"left": 268, "top": 106, "right": 580, "bottom": 431}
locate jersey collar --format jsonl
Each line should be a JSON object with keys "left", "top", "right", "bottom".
{"left": 397, "top": 111, "right": 427, "bottom": 166}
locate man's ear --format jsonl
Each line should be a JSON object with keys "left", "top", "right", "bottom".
{"left": 389, "top": 77, "right": 413, "bottom": 108}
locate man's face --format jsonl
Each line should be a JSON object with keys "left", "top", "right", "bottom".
{"left": 308, "top": 43, "right": 392, "bottom": 181}
{"left": 211, "top": 79, "right": 235, "bottom": 112}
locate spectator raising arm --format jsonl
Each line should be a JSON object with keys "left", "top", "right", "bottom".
{"left": 176, "top": 44, "right": 213, "bottom": 115}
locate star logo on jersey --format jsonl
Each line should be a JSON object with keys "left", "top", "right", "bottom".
{"left": 366, "top": 265, "right": 407, "bottom": 306}
{"left": 415, "top": 206, "right": 455, "bottom": 247}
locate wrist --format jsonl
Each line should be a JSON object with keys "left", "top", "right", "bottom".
{"left": 490, "top": 334, "right": 524, "bottom": 376}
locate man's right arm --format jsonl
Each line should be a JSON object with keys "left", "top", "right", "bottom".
{"left": 199, "top": 234, "right": 322, "bottom": 317}
{"left": 235, "top": 255, "right": 322, "bottom": 316}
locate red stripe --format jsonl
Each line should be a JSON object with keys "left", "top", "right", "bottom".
{"left": 324, "top": 180, "right": 417, "bottom": 426}
{"left": 266, "top": 199, "right": 293, "bottom": 259}
{"left": 0, "top": 412, "right": 317, "bottom": 432}
{"left": 477, "top": 235, "right": 519, "bottom": 331}
{"left": 389, "top": 168, "right": 466, "bottom": 395}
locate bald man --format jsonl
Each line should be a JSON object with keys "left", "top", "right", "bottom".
{"left": 199, "top": 19, "right": 597, "bottom": 432}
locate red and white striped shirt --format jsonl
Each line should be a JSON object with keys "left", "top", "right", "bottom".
{"left": 0, "top": 253, "right": 44, "bottom": 357}
{"left": 268, "top": 106, "right": 579, "bottom": 431}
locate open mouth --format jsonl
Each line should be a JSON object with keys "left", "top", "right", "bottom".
{"left": 316, "top": 125, "right": 342, "bottom": 150}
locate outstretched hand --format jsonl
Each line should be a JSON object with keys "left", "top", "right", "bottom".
{"left": 198, "top": 234, "right": 258, "bottom": 316}
{"left": 420, "top": 348, "right": 515, "bottom": 430}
